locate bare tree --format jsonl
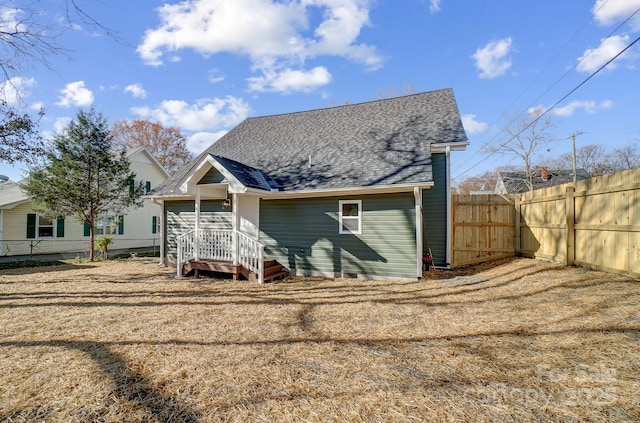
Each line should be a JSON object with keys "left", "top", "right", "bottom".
{"left": 485, "top": 108, "right": 555, "bottom": 191}
{"left": 611, "top": 144, "right": 640, "bottom": 171}
{"left": 374, "top": 82, "right": 417, "bottom": 100}
{"left": 1, "top": 1, "right": 119, "bottom": 87}
{"left": 111, "top": 119, "right": 194, "bottom": 175}
{"left": 545, "top": 144, "right": 614, "bottom": 176}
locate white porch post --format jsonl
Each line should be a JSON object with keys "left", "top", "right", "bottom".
{"left": 195, "top": 186, "right": 201, "bottom": 261}
{"left": 232, "top": 193, "right": 239, "bottom": 265}
{"left": 414, "top": 187, "right": 423, "bottom": 278}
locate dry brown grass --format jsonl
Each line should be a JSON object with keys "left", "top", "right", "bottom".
{"left": 0, "top": 257, "right": 639, "bottom": 422}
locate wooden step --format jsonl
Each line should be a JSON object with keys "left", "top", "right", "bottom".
{"left": 264, "top": 270, "right": 289, "bottom": 282}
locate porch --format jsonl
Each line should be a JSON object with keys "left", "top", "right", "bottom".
{"left": 176, "top": 229, "right": 288, "bottom": 283}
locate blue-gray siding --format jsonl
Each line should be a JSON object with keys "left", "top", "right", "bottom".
{"left": 164, "top": 200, "right": 232, "bottom": 259}
{"left": 259, "top": 193, "right": 417, "bottom": 279}
{"left": 422, "top": 153, "right": 447, "bottom": 266}
{"left": 198, "top": 167, "right": 226, "bottom": 184}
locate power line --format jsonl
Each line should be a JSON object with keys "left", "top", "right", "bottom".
{"left": 453, "top": 32, "right": 640, "bottom": 180}
{"left": 453, "top": 5, "right": 640, "bottom": 180}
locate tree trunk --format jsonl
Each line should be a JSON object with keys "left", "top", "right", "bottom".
{"left": 89, "top": 211, "right": 95, "bottom": 261}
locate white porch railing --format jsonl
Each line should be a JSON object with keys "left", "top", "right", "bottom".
{"left": 177, "top": 229, "right": 265, "bottom": 283}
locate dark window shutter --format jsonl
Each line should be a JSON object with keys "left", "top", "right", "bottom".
{"left": 129, "top": 178, "right": 135, "bottom": 194}
{"left": 152, "top": 216, "right": 157, "bottom": 234}
{"left": 56, "top": 218, "right": 65, "bottom": 238}
{"left": 27, "top": 214, "right": 36, "bottom": 239}
{"left": 145, "top": 181, "right": 151, "bottom": 193}
{"left": 84, "top": 222, "right": 91, "bottom": 237}
{"left": 118, "top": 215, "right": 124, "bottom": 234}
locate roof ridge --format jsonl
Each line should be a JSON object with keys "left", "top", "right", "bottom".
{"left": 242, "top": 87, "right": 454, "bottom": 121}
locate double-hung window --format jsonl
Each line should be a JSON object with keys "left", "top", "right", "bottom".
{"left": 26, "top": 214, "right": 65, "bottom": 238}
{"left": 85, "top": 215, "right": 124, "bottom": 236}
{"left": 339, "top": 200, "right": 362, "bottom": 234}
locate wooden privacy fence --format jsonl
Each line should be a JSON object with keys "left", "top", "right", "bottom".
{"left": 451, "top": 194, "right": 515, "bottom": 267}
{"left": 452, "top": 167, "right": 640, "bottom": 278}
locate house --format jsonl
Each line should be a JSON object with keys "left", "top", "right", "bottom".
{"left": 0, "top": 147, "right": 169, "bottom": 257}
{"left": 151, "top": 88, "right": 469, "bottom": 281}
{"left": 495, "top": 168, "right": 590, "bottom": 194}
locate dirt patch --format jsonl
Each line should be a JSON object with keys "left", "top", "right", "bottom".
{"left": 1, "top": 257, "right": 638, "bottom": 422}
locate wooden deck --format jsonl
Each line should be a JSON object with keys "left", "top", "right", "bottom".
{"left": 182, "top": 258, "right": 289, "bottom": 283}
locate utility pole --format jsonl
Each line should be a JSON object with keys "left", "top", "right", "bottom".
{"left": 568, "top": 131, "right": 584, "bottom": 185}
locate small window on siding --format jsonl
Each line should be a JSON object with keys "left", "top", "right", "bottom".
{"left": 339, "top": 200, "right": 362, "bottom": 234}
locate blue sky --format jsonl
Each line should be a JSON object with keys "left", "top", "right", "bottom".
{"left": 2, "top": 0, "right": 639, "bottom": 183}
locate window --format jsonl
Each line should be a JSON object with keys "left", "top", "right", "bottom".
{"left": 85, "top": 215, "right": 124, "bottom": 236}
{"left": 38, "top": 215, "right": 54, "bottom": 237}
{"left": 26, "top": 214, "right": 65, "bottom": 238}
{"left": 339, "top": 200, "right": 362, "bottom": 234}
{"left": 152, "top": 216, "right": 160, "bottom": 234}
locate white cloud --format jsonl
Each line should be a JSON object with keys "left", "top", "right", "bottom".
{"left": 472, "top": 37, "right": 513, "bottom": 79}
{"left": 550, "top": 100, "right": 613, "bottom": 117}
{"left": 247, "top": 66, "right": 332, "bottom": 93}
{"left": 529, "top": 100, "right": 613, "bottom": 117}
{"left": 0, "top": 76, "right": 35, "bottom": 104}
{"left": 0, "top": 7, "right": 25, "bottom": 35}
{"left": 592, "top": 0, "right": 640, "bottom": 29}
{"left": 137, "top": 0, "right": 382, "bottom": 92}
{"left": 124, "top": 83, "right": 147, "bottom": 98}
{"left": 208, "top": 68, "right": 225, "bottom": 84}
{"left": 429, "top": 0, "right": 441, "bottom": 14}
{"left": 187, "top": 130, "right": 229, "bottom": 154}
{"left": 54, "top": 117, "right": 72, "bottom": 134}
{"left": 461, "top": 114, "right": 488, "bottom": 134}
{"left": 576, "top": 35, "right": 632, "bottom": 73}
{"left": 131, "top": 96, "right": 250, "bottom": 132}
{"left": 55, "top": 81, "right": 94, "bottom": 107}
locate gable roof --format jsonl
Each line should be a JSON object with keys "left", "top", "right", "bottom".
{"left": 496, "top": 168, "right": 591, "bottom": 194}
{"left": 0, "top": 180, "right": 29, "bottom": 209}
{"left": 125, "top": 147, "right": 171, "bottom": 179}
{"left": 154, "top": 88, "right": 468, "bottom": 196}
{"left": 211, "top": 155, "right": 280, "bottom": 191}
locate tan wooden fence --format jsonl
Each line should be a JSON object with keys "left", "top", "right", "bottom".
{"left": 451, "top": 194, "right": 515, "bottom": 267}
{"left": 452, "top": 167, "right": 640, "bottom": 278}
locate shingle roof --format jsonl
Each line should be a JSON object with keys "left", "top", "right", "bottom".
{"left": 154, "top": 88, "right": 468, "bottom": 195}
{"left": 212, "top": 155, "right": 280, "bottom": 191}
{"left": 497, "top": 169, "right": 591, "bottom": 194}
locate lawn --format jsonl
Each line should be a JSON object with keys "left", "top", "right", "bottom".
{"left": 0, "top": 257, "right": 638, "bottom": 422}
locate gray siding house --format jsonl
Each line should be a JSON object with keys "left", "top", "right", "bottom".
{"left": 151, "top": 88, "right": 469, "bottom": 281}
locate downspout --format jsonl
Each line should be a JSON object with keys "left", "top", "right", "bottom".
{"left": 445, "top": 146, "right": 452, "bottom": 268}
{"left": 414, "top": 187, "right": 423, "bottom": 279}
{"left": 150, "top": 198, "right": 165, "bottom": 266}
{"left": 159, "top": 200, "right": 165, "bottom": 266}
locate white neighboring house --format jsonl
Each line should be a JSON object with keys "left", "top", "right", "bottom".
{"left": 0, "top": 147, "right": 169, "bottom": 257}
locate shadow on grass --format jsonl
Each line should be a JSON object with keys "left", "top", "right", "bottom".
{"left": 0, "top": 262, "right": 95, "bottom": 276}
{"left": 0, "top": 340, "right": 201, "bottom": 422}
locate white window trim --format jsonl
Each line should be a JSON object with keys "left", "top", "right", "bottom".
{"left": 37, "top": 214, "right": 57, "bottom": 238}
{"left": 94, "top": 215, "right": 123, "bottom": 236}
{"left": 339, "top": 199, "right": 362, "bottom": 235}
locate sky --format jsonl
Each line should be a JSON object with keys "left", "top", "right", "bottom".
{"left": 1, "top": 0, "right": 639, "bottom": 185}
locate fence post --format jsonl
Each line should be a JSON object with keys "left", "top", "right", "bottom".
{"left": 565, "top": 186, "right": 575, "bottom": 266}
{"left": 514, "top": 195, "right": 521, "bottom": 256}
